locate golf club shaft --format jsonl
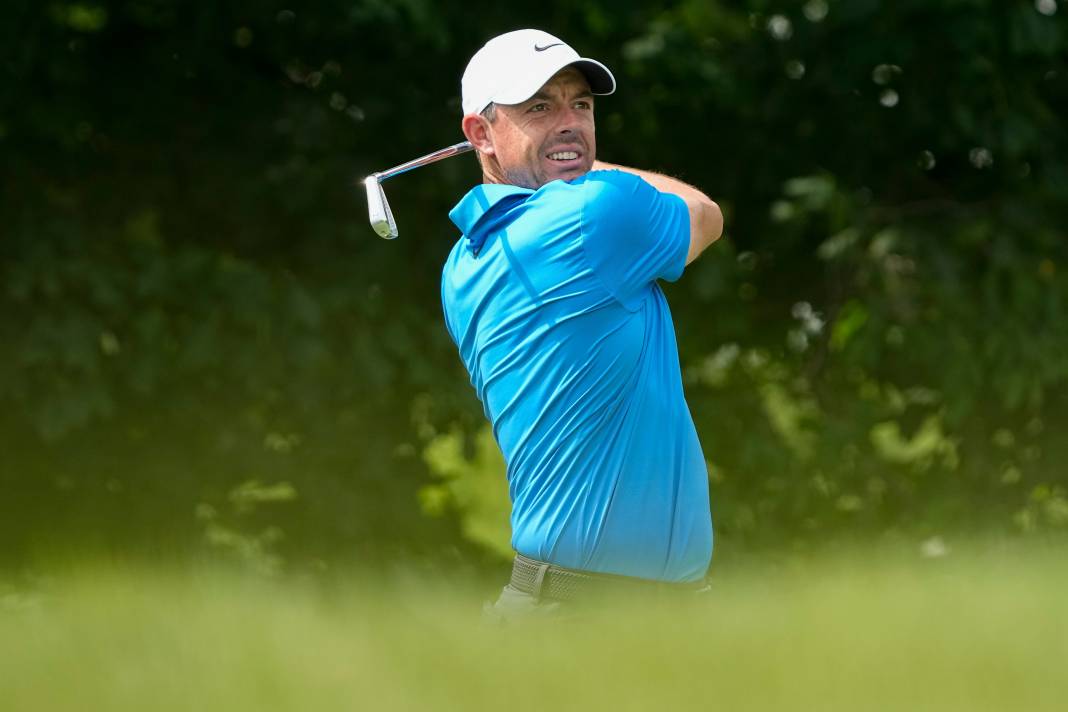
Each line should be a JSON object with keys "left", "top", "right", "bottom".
{"left": 376, "top": 141, "right": 474, "bottom": 182}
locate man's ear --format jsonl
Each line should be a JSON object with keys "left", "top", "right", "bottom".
{"left": 461, "top": 114, "right": 495, "bottom": 156}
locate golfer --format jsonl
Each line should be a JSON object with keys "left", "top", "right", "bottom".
{"left": 442, "top": 29, "right": 723, "bottom": 618}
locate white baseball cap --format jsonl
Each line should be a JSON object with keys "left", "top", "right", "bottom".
{"left": 461, "top": 29, "right": 616, "bottom": 116}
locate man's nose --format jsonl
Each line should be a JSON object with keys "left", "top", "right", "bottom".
{"left": 555, "top": 107, "right": 584, "bottom": 135}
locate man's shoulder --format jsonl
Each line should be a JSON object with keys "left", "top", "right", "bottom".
{"left": 535, "top": 169, "right": 646, "bottom": 200}
{"left": 567, "top": 170, "right": 662, "bottom": 232}
{"left": 565, "top": 168, "right": 647, "bottom": 197}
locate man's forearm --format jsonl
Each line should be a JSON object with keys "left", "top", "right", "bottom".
{"left": 592, "top": 160, "right": 724, "bottom": 264}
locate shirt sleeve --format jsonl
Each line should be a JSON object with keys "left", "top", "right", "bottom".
{"left": 579, "top": 170, "right": 691, "bottom": 310}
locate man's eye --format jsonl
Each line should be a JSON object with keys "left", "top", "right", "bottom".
{"left": 528, "top": 103, "right": 548, "bottom": 113}
{"left": 575, "top": 101, "right": 592, "bottom": 110}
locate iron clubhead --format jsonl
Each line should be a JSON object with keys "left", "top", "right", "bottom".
{"left": 364, "top": 174, "right": 398, "bottom": 239}
{"left": 363, "top": 141, "right": 473, "bottom": 240}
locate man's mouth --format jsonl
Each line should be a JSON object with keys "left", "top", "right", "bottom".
{"left": 545, "top": 147, "right": 585, "bottom": 170}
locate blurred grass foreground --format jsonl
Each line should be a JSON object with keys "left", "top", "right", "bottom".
{"left": 3, "top": 543, "right": 1066, "bottom": 712}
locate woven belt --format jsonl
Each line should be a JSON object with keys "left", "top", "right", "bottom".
{"left": 509, "top": 553, "right": 707, "bottom": 602}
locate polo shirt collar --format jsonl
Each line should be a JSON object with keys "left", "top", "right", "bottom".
{"left": 449, "top": 183, "right": 534, "bottom": 253}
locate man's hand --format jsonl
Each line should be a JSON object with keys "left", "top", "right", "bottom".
{"left": 591, "top": 161, "right": 723, "bottom": 265}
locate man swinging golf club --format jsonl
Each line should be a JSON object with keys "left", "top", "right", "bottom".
{"left": 441, "top": 29, "right": 723, "bottom": 618}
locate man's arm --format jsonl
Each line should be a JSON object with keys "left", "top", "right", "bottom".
{"left": 592, "top": 161, "right": 723, "bottom": 265}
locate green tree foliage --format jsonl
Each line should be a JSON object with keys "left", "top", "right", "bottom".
{"left": 2, "top": 1, "right": 1066, "bottom": 568}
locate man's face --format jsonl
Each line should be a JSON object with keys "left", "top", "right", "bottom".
{"left": 484, "top": 68, "right": 596, "bottom": 189}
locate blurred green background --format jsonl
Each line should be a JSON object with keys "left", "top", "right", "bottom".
{"left": 2, "top": 0, "right": 1067, "bottom": 579}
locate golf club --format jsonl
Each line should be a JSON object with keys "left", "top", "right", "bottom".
{"left": 364, "top": 141, "right": 474, "bottom": 239}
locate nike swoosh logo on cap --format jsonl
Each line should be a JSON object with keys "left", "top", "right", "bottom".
{"left": 534, "top": 43, "right": 563, "bottom": 52}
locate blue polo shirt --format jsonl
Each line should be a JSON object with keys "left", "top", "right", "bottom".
{"left": 441, "top": 169, "right": 712, "bottom": 582}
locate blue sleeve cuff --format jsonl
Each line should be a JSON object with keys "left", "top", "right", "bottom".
{"left": 660, "top": 193, "right": 691, "bottom": 283}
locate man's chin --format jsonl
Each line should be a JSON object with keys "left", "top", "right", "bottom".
{"left": 545, "top": 162, "right": 592, "bottom": 184}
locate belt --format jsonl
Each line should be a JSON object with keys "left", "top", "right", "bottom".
{"left": 509, "top": 553, "right": 708, "bottom": 602}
